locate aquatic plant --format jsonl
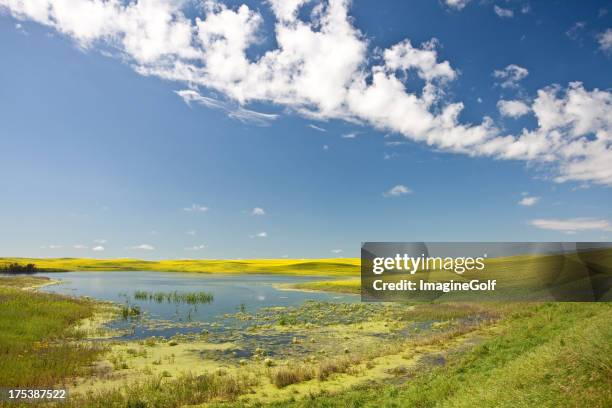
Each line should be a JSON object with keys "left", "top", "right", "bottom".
{"left": 131, "top": 290, "right": 213, "bottom": 305}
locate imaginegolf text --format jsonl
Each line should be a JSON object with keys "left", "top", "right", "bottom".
{"left": 372, "top": 279, "right": 497, "bottom": 293}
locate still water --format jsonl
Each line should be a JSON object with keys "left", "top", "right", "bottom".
{"left": 38, "top": 271, "right": 358, "bottom": 339}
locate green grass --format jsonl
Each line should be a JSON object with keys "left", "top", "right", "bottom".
{"left": 236, "top": 302, "right": 611, "bottom": 408}
{"left": 0, "top": 257, "right": 360, "bottom": 276}
{"left": 0, "top": 279, "right": 106, "bottom": 387}
{"left": 282, "top": 279, "right": 361, "bottom": 294}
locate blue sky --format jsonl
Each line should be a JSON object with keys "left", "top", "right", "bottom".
{"left": 0, "top": 0, "right": 611, "bottom": 259}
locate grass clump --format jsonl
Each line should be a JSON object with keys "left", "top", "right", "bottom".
{"left": 133, "top": 290, "right": 213, "bottom": 305}
{"left": 270, "top": 364, "right": 315, "bottom": 388}
{"left": 72, "top": 371, "right": 257, "bottom": 407}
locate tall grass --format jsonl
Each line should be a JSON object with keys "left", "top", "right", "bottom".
{"left": 69, "top": 371, "right": 257, "bottom": 407}
{"left": 133, "top": 290, "right": 213, "bottom": 305}
{"left": 0, "top": 285, "right": 106, "bottom": 387}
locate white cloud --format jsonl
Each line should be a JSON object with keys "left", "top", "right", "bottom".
{"left": 185, "top": 244, "right": 206, "bottom": 251}
{"left": 444, "top": 0, "right": 471, "bottom": 10}
{"left": 2, "top": 1, "right": 611, "bottom": 186}
{"left": 494, "top": 5, "right": 514, "bottom": 18}
{"left": 309, "top": 124, "right": 327, "bottom": 132}
{"left": 383, "top": 184, "right": 412, "bottom": 197}
{"left": 518, "top": 195, "right": 540, "bottom": 206}
{"left": 41, "top": 244, "right": 63, "bottom": 249}
{"left": 331, "top": 249, "right": 343, "bottom": 254}
{"left": 92, "top": 245, "right": 105, "bottom": 252}
{"left": 566, "top": 21, "right": 586, "bottom": 41}
{"left": 529, "top": 218, "right": 612, "bottom": 232}
{"left": 250, "top": 231, "right": 268, "bottom": 238}
{"left": 341, "top": 132, "right": 357, "bottom": 139}
{"left": 498, "top": 100, "right": 530, "bottom": 118}
{"left": 186, "top": 229, "right": 197, "bottom": 235}
{"left": 493, "top": 64, "right": 528, "bottom": 88}
{"left": 252, "top": 207, "right": 266, "bottom": 215}
{"left": 183, "top": 204, "right": 209, "bottom": 212}
{"left": 597, "top": 29, "right": 612, "bottom": 54}
{"left": 93, "top": 238, "right": 107, "bottom": 244}
{"left": 73, "top": 244, "right": 88, "bottom": 249}
{"left": 322, "top": 144, "right": 329, "bottom": 150}
{"left": 128, "top": 244, "right": 155, "bottom": 250}
{"left": 176, "top": 89, "right": 278, "bottom": 125}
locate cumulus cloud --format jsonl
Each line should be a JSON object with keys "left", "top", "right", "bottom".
{"left": 2, "top": 1, "right": 611, "bottom": 186}
{"left": 498, "top": 100, "right": 530, "bottom": 118}
{"left": 383, "top": 184, "right": 412, "bottom": 197}
{"left": 529, "top": 218, "right": 612, "bottom": 232}
{"left": 128, "top": 244, "right": 155, "bottom": 250}
{"left": 444, "top": 0, "right": 471, "bottom": 10}
{"left": 597, "top": 28, "right": 612, "bottom": 54}
{"left": 183, "top": 204, "right": 209, "bottom": 212}
{"left": 518, "top": 195, "right": 539, "bottom": 206}
{"left": 493, "top": 64, "right": 528, "bottom": 88}
{"left": 252, "top": 207, "right": 266, "bottom": 215}
{"left": 92, "top": 245, "right": 105, "bottom": 252}
{"left": 494, "top": 5, "right": 514, "bottom": 18}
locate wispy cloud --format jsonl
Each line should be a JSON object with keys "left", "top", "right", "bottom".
{"left": 73, "top": 244, "right": 88, "bottom": 249}
{"left": 41, "top": 244, "right": 63, "bottom": 249}
{"left": 93, "top": 239, "right": 107, "bottom": 244}
{"left": 183, "top": 204, "right": 209, "bottom": 212}
{"left": 176, "top": 89, "right": 278, "bottom": 126}
{"left": 597, "top": 29, "right": 612, "bottom": 55}
{"left": 309, "top": 124, "right": 327, "bottom": 132}
{"left": 128, "top": 244, "right": 155, "bottom": 250}
{"left": 331, "top": 249, "right": 343, "bottom": 254}
{"left": 186, "top": 230, "right": 197, "bottom": 236}
{"left": 185, "top": 244, "right": 206, "bottom": 251}
{"left": 250, "top": 232, "right": 268, "bottom": 238}
{"left": 383, "top": 185, "right": 412, "bottom": 197}
{"left": 341, "top": 132, "right": 357, "bottom": 139}
{"left": 529, "top": 218, "right": 612, "bottom": 232}
{"left": 252, "top": 207, "right": 266, "bottom": 216}
{"left": 92, "top": 246, "right": 105, "bottom": 252}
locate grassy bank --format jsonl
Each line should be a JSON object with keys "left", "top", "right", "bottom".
{"left": 246, "top": 302, "right": 611, "bottom": 408}
{"left": 277, "top": 279, "right": 361, "bottom": 294}
{"left": 0, "top": 276, "right": 108, "bottom": 387}
{"left": 0, "top": 257, "right": 360, "bottom": 276}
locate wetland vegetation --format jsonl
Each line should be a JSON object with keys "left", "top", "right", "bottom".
{"left": 0, "top": 254, "right": 610, "bottom": 407}
{"left": 133, "top": 290, "right": 214, "bottom": 305}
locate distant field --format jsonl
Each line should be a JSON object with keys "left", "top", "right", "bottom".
{"left": 0, "top": 257, "right": 360, "bottom": 276}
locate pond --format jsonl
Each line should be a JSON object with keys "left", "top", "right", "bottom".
{"left": 38, "top": 271, "right": 358, "bottom": 340}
